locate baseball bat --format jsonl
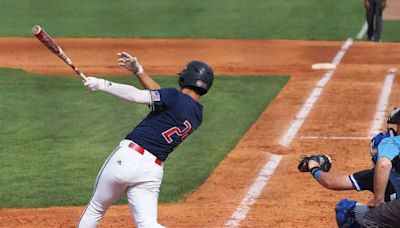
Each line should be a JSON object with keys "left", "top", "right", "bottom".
{"left": 32, "top": 25, "right": 87, "bottom": 81}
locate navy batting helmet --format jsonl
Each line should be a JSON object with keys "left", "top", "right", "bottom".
{"left": 178, "top": 61, "right": 214, "bottom": 95}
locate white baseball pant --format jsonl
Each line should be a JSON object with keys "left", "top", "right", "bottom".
{"left": 78, "top": 140, "right": 165, "bottom": 228}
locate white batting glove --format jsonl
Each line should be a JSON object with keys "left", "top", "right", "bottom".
{"left": 83, "top": 76, "right": 111, "bottom": 92}
{"left": 117, "top": 51, "right": 144, "bottom": 76}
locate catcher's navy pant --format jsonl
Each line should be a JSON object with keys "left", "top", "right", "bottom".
{"left": 366, "top": 0, "right": 383, "bottom": 41}
{"left": 78, "top": 140, "right": 165, "bottom": 228}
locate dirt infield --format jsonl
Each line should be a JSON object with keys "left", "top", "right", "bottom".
{"left": 385, "top": 0, "right": 400, "bottom": 20}
{"left": 1, "top": 38, "right": 400, "bottom": 227}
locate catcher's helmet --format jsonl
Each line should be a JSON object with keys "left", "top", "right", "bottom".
{"left": 387, "top": 107, "right": 400, "bottom": 124}
{"left": 178, "top": 61, "right": 214, "bottom": 95}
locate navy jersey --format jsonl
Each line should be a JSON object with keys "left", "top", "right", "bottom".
{"left": 126, "top": 88, "right": 203, "bottom": 161}
{"left": 349, "top": 169, "right": 396, "bottom": 202}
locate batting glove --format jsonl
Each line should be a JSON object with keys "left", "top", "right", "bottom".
{"left": 83, "top": 76, "right": 111, "bottom": 92}
{"left": 117, "top": 51, "right": 144, "bottom": 75}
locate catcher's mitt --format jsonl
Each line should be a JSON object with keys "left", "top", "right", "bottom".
{"left": 298, "top": 155, "right": 332, "bottom": 172}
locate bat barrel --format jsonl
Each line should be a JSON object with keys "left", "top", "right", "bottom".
{"left": 32, "top": 25, "right": 87, "bottom": 81}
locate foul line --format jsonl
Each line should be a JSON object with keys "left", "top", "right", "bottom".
{"left": 356, "top": 22, "right": 368, "bottom": 39}
{"left": 224, "top": 154, "right": 282, "bottom": 228}
{"left": 369, "top": 68, "right": 398, "bottom": 137}
{"left": 279, "top": 38, "right": 353, "bottom": 147}
{"left": 301, "top": 68, "right": 398, "bottom": 140}
{"left": 224, "top": 22, "right": 386, "bottom": 228}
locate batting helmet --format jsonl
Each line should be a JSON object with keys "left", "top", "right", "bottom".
{"left": 178, "top": 61, "right": 214, "bottom": 95}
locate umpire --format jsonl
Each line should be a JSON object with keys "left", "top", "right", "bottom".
{"left": 364, "top": 0, "right": 387, "bottom": 41}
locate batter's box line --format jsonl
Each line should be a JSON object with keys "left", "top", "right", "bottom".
{"left": 224, "top": 153, "right": 282, "bottom": 228}
{"left": 301, "top": 136, "right": 370, "bottom": 140}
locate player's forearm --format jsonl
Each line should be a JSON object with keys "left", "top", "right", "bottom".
{"left": 117, "top": 51, "right": 161, "bottom": 90}
{"left": 101, "top": 82, "right": 151, "bottom": 105}
{"left": 373, "top": 158, "right": 392, "bottom": 202}
{"left": 136, "top": 72, "right": 161, "bottom": 90}
{"left": 313, "top": 171, "right": 353, "bottom": 191}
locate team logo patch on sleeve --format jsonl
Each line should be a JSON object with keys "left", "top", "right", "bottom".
{"left": 150, "top": 91, "right": 161, "bottom": 101}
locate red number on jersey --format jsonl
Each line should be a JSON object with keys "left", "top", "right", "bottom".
{"left": 162, "top": 120, "right": 192, "bottom": 144}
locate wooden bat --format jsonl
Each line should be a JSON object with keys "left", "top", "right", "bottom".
{"left": 32, "top": 25, "right": 87, "bottom": 81}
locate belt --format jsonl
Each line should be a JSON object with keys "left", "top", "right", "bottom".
{"left": 128, "top": 142, "right": 163, "bottom": 166}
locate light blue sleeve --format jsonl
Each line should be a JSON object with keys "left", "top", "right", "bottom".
{"left": 377, "top": 137, "right": 400, "bottom": 161}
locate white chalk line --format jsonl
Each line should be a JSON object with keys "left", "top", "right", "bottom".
{"left": 369, "top": 68, "right": 398, "bottom": 137}
{"left": 356, "top": 22, "right": 368, "bottom": 39}
{"left": 224, "top": 22, "right": 384, "bottom": 228}
{"left": 279, "top": 38, "right": 353, "bottom": 147}
{"left": 224, "top": 154, "right": 282, "bottom": 228}
{"left": 301, "top": 136, "right": 369, "bottom": 140}
{"left": 301, "top": 67, "right": 398, "bottom": 140}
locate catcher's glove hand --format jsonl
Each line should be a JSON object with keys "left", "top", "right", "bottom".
{"left": 297, "top": 155, "right": 332, "bottom": 172}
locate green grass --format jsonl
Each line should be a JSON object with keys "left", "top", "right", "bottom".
{"left": 0, "top": 68, "right": 288, "bottom": 207}
{"left": 1, "top": 0, "right": 399, "bottom": 41}
{"left": 382, "top": 21, "right": 400, "bottom": 42}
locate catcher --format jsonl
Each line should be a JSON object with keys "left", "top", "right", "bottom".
{"left": 298, "top": 129, "right": 397, "bottom": 227}
{"left": 357, "top": 107, "right": 400, "bottom": 227}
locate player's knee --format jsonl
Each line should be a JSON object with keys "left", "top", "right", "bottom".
{"left": 85, "top": 200, "right": 108, "bottom": 217}
{"left": 335, "top": 198, "right": 361, "bottom": 228}
{"left": 78, "top": 202, "right": 106, "bottom": 228}
{"left": 77, "top": 215, "right": 98, "bottom": 228}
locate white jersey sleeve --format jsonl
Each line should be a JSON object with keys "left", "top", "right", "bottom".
{"left": 102, "top": 81, "right": 152, "bottom": 105}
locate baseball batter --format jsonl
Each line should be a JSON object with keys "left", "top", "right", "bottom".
{"left": 77, "top": 52, "right": 214, "bottom": 228}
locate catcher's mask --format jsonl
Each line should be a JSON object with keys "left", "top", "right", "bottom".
{"left": 178, "top": 61, "right": 214, "bottom": 95}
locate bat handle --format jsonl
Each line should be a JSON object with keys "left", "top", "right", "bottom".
{"left": 79, "top": 72, "right": 88, "bottom": 81}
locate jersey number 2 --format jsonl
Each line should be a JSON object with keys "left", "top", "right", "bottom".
{"left": 162, "top": 120, "right": 192, "bottom": 144}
